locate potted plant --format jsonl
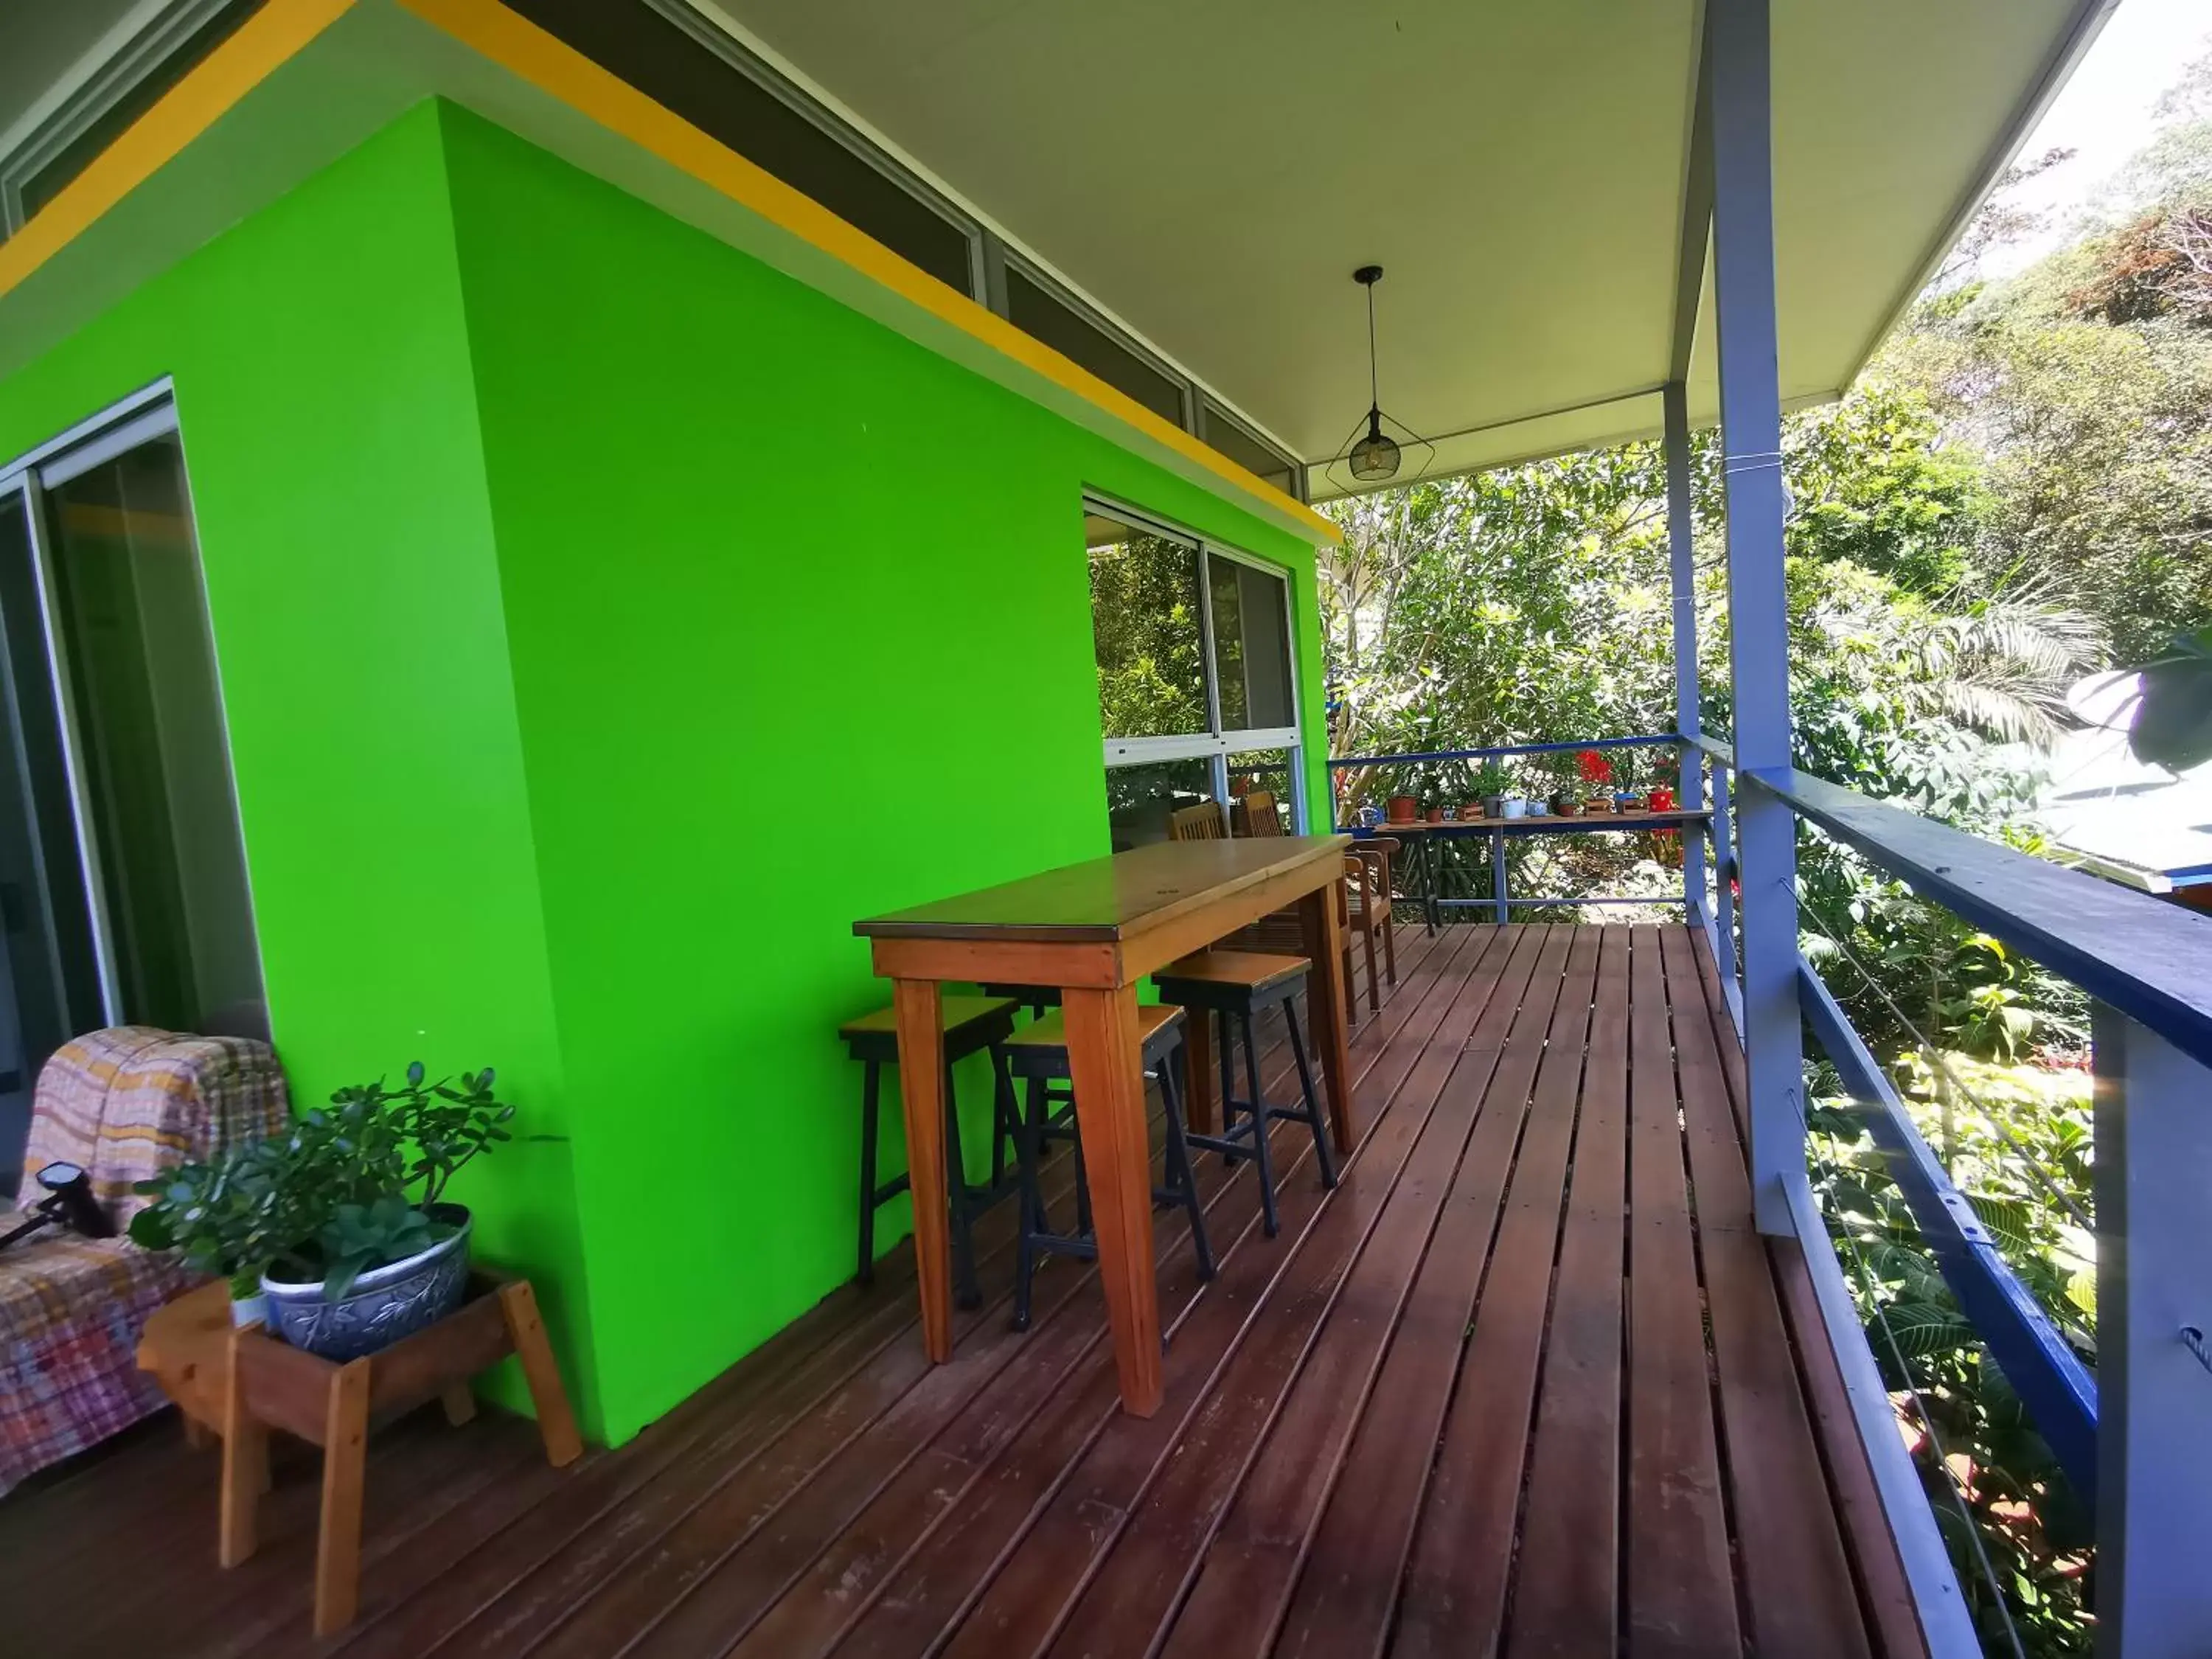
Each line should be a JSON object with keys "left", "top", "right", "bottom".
{"left": 1649, "top": 765, "right": 1677, "bottom": 813}
{"left": 1385, "top": 786, "right": 1419, "bottom": 824}
{"left": 1471, "top": 762, "right": 1509, "bottom": 819}
{"left": 131, "top": 1063, "right": 514, "bottom": 1358}
{"left": 1548, "top": 754, "right": 1582, "bottom": 816}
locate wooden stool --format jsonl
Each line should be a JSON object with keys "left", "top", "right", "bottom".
{"left": 1001, "top": 1003, "right": 1213, "bottom": 1333}
{"left": 142, "top": 1273, "right": 582, "bottom": 1636}
{"left": 1151, "top": 949, "right": 1338, "bottom": 1237}
{"left": 841, "top": 993, "right": 1022, "bottom": 1307}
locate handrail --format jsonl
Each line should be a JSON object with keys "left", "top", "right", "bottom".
{"left": 1765, "top": 766, "right": 2212, "bottom": 1074}
{"left": 1799, "top": 959, "right": 2098, "bottom": 1495}
{"left": 1679, "top": 732, "right": 2212, "bottom": 1071}
{"left": 1329, "top": 734, "right": 1676, "bottom": 769}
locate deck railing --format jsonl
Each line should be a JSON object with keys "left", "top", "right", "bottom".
{"left": 1334, "top": 734, "right": 2212, "bottom": 1656}
{"left": 1329, "top": 735, "right": 1692, "bottom": 919}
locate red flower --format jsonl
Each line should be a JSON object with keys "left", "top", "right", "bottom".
{"left": 1576, "top": 749, "right": 1613, "bottom": 785}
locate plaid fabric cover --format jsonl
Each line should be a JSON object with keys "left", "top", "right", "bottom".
{"left": 1, "top": 1029, "right": 288, "bottom": 1495}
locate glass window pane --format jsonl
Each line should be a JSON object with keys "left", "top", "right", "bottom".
{"left": 45, "top": 437, "right": 262, "bottom": 1033}
{"left": 1089, "top": 514, "right": 1207, "bottom": 740}
{"left": 1228, "top": 748, "right": 1295, "bottom": 834}
{"left": 1199, "top": 403, "right": 1298, "bottom": 497}
{"left": 1010, "top": 273, "right": 1186, "bottom": 428}
{"left": 1210, "top": 558, "right": 1295, "bottom": 732}
{"left": 1104, "top": 757, "right": 1213, "bottom": 852}
{"left": 503, "top": 0, "right": 975, "bottom": 293}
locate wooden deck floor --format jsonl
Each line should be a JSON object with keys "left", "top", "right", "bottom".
{"left": 0, "top": 923, "right": 1916, "bottom": 1659}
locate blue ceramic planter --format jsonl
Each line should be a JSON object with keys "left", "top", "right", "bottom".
{"left": 260, "top": 1204, "right": 472, "bottom": 1360}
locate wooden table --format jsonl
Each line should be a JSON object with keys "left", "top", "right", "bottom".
{"left": 855, "top": 835, "right": 1357, "bottom": 1416}
{"left": 1362, "top": 808, "right": 1711, "bottom": 930}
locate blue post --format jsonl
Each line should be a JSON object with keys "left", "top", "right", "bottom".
{"left": 1664, "top": 382, "right": 1706, "bottom": 923}
{"left": 1490, "top": 826, "right": 1508, "bottom": 924}
{"left": 2093, "top": 1004, "right": 2212, "bottom": 1656}
{"left": 1708, "top": 0, "right": 1802, "bottom": 1235}
{"left": 1709, "top": 761, "right": 1733, "bottom": 928}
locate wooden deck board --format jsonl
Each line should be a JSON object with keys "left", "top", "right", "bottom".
{"left": 1624, "top": 925, "right": 1740, "bottom": 1659}
{"left": 0, "top": 923, "right": 1901, "bottom": 1659}
{"left": 1505, "top": 925, "right": 1632, "bottom": 1659}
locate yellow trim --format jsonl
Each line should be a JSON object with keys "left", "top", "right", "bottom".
{"left": 0, "top": 0, "right": 359, "bottom": 301}
{"left": 394, "top": 0, "right": 1338, "bottom": 545}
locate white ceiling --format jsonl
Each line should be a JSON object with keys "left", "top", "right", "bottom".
{"left": 703, "top": 0, "right": 2108, "bottom": 493}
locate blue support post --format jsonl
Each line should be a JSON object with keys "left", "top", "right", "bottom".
{"left": 1708, "top": 0, "right": 1802, "bottom": 1235}
{"left": 2093, "top": 1004, "right": 2212, "bottom": 1657}
{"left": 1663, "top": 381, "right": 1707, "bottom": 923}
{"left": 1489, "top": 826, "right": 1508, "bottom": 925}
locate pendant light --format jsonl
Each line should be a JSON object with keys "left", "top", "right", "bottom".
{"left": 1326, "top": 265, "right": 1433, "bottom": 493}
{"left": 1349, "top": 266, "right": 1399, "bottom": 480}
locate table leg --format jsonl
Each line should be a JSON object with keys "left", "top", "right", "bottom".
{"left": 314, "top": 1358, "right": 372, "bottom": 1637}
{"left": 1060, "top": 984, "right": 1163, "bottom": 1417}
{"left": 1423, "top": 838, "right": 1441, "bottom": 933}
{"left": 1183, "top": 998, "right": 1216, "bottom": 1135}
{"left": 1299, "top": 880, "right": 1358, "bottom": 1155}
{"left": 1492, "top": 827, "right": 1509, "bottom": 924}
{"left": 891, "top": 978, "right": 955, "bottom": 1363}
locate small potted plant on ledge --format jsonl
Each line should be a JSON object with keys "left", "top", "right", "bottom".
{"left": 1471, "top": 762, "right": 1509, "bottom": 820}
{"left": 131, "top": 1063, "right": 514, "bottom": 1359}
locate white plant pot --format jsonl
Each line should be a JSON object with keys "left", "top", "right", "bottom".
{"left": 1500, "top": 797, "right": 1528, "bottom": 819}
{"left": 231, "top": 1291, "right": 269, "bottom": 1328}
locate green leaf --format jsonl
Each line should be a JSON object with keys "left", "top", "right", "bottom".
{"left": 1966, "top": 1194, "right": 2036, "bottom": 1256}
{"left": 1877, "top": 1302, "right": 1977, "bottom": 1358}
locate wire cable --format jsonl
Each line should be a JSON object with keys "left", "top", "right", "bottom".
{"left": 1797, "top": 902, "right": 2093, "bottom": 1234}
{"left": 1795, "top": 1085, "right": 2031, "bottom": 1659}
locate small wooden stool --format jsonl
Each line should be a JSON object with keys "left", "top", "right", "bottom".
{"left": 1151, "top": 950, "right": 1338, "bottom": 1237}
{"left": 840, "top": 993, "right": 1023, "bottom": 1307}
{"left": 139, "top": 1272, "right": 581, "bottom": 1635}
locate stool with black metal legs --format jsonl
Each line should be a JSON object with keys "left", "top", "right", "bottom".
{"left": 1001, "top": 1003, "right": 1213, "bottom": 1333}
{"left": 1150, "top": 950, "right": 1336, "bottom": 1238}
{"left": 980, "top": 981, "right": 1082, "bottom": 1228}
{"left": 840, "top": 995, "right": 1023, "bottom": 1308}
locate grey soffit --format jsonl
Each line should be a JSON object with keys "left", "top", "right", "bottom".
{"left": 705, "top": 0, "right": 2112, "bottom": 490}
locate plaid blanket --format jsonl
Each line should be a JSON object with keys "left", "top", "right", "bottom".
{"left": 1, "top": 1029, "right": 288, "bottom": 1495}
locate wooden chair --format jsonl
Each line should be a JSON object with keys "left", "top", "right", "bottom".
{"left": 1347, "top": 836, "right": 1400, "bottom": 994}
{"left": 1168, "top": 799, "right": 1228, "bottom": 841}
{"left": 1341, "top": 852, "right": 1385, "bottom": 1016}
{"left": 1234, "top": 789, "right": 1287, "bottom": 838}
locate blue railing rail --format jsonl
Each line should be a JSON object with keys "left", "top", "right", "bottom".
{"left": 1682, "top": 730, "right": 2212, "bottom": 1526}
{"left": 1682, "top": 731, "right": 2212, "bottom": 1070}
{"left": 1798, "top": 958, "right": 2101, "bottom": 1496}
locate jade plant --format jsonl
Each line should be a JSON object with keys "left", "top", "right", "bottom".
{"left": 131, "top": 1062, "right": 513, "bottom": 1301}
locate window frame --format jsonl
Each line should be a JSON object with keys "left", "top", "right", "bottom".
{"left": 1085, "top": 495, "right": 1308, "bottom": 832}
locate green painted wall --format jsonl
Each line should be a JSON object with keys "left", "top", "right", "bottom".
{"left": 0, "top": 105, "right": 603, "bottom": 1435}
{"left": 0, "top": 96, "right": 1326, "bottom": 1446}
{"left": 434, "top": 103, "right": 1323, "bottom": 1441}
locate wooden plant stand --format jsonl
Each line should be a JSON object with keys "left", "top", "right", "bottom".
{"left": 140, "top": 1272, "right": 581, "bottom": 1635}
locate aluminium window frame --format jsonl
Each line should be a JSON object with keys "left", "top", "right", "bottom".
{"left": 0, "top": 0, "right": 249, "bottom": 237}
{"left": 1087, "top": 494, "right": 1309, "bottom": 832}
{"left": 0, "top": 385, "right": 265, "bottom": 1028}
